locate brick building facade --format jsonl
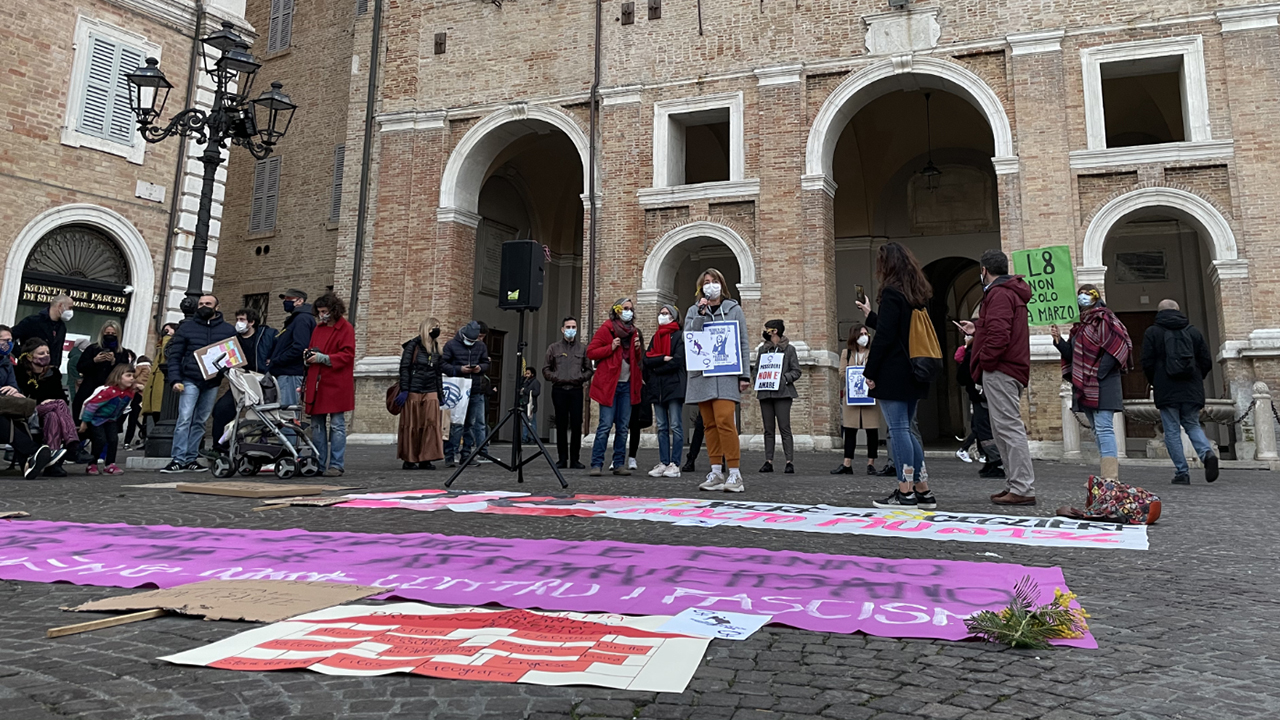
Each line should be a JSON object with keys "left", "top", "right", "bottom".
{"left": 213, "top": 0, "right": 1280, "bottom": 460}
{"left": 1, "top": 0, "right": 251, "bottom": 359}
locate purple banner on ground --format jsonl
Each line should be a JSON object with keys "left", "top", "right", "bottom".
{"left": 0, "top": 521, "right": 1094, "bottom": 646}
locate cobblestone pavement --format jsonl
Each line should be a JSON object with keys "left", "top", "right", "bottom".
{"left": 0, "top": 446, "right": 1276, "bottom": 720}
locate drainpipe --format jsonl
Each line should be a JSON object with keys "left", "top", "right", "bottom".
{"left": 153, "top": 0, "right": 204, "bottom": 333}
{"left": 348, "top": 0, "right": 383, "bottom": 322}
{"left": 587, "top": 0, "right": 602, "bottom": 334}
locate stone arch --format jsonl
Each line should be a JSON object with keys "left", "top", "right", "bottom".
{"left": 804, "top": 56, "right": 1016, "bottom": 182}
{"left": 438, "top": 103, "right": 591, "bottom": 215}
{"left": 639, "top": 221, "right": 758, "bottom": 304}
{"left": 1082, "top": 186, "right": 1238, "bottom": 267}
{"left": 1, "top": 204, "right": 157, "bottom": 353}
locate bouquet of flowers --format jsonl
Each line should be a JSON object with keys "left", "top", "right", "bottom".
{"left": 964, "top": 575, "right": 1090, "bottom": 649}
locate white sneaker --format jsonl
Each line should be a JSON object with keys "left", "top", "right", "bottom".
{"left": 628, "top": 457, "right": 638, "bottom": 470}
{"left": 956, "top": 449, "right": 973, "bottom": 463}
{"left": 699, "top": 470, "right": 726, "bottom": 491}
{"left": 648, "top": 463, "right": 667, "bottom": 477}
{"left": 977, "top": 455, "right": 988, "bottom": 464}
{"left": 723, "top": 475, "right": 745, "bottom": 493}
{"left": 663, "top": 463, "right": 682, "bottom": 478}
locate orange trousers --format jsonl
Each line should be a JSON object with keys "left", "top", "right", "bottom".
{"left": 698, "top": 399, "right": 740, "bottom": 469}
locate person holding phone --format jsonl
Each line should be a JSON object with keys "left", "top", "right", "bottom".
{"left": 303, "top": 294, "right": 356, "bottom": 476}
{"left": 441, "top": 320, "right": 491, "bottom": 467}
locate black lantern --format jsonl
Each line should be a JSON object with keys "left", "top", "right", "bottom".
{"left": 251, "top": 82, "right": 296, "bottom": 147}
{"left": 124, "top": 57, "right": 173, "bottom": 127}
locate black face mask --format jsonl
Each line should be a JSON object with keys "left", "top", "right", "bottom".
{"left": 762, "top": 330, "right": 772, "bottom": 342}
{"left": 195, "top": 306, "right": 215, "bottom": 320}
{"left": 429, "top": 327, "right": 440, "bottom": 339}
{"left": 103, "top": 336, "right": 118, "bottom": 350}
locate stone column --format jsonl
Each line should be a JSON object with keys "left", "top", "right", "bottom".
{"left": 1253, "top": 381, "right": 1279, "bottom": 461}
{"left": 1060, "top": 382, "right": 1081, "bottom": 460}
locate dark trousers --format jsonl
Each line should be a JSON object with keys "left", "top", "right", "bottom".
{"left": 551, "top": 385, "right": 584, "bottom": 464}
{"left": 123, "top": 394, "right": 145, "bottom": 445}
{"left": 760, "top": 398, "right": 794, "bottom": 462}
{"left": 971, "top": 401, "right": 1002, "bottom": 463}
{"left": 687, "top": 410, "right": 704, "bottom": 460}
{"left": 212, "top": 391, "right": 237, "bottom": 450}
{"left": 87, "top": 420, "right": 120, "bottom": 465}
{"left": 1, "top": 415, "right": 37, "bottom": 464}
{"left": 843, "top": 426, "right": 879, "bottom": 460}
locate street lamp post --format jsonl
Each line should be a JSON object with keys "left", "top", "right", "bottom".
{"left": 127, "top": 20, "right": 296, "bottom": 458}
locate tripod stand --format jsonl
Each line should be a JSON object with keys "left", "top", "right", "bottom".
{"left": 445, "top": 308, "right": 568, "bottom": 489}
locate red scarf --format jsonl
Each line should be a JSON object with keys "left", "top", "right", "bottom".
{"left": 647, "top": 322, "right": 680, "bottom": 357}
{"left": 1066, "top": 306, "right": 1132, "bottom": 408}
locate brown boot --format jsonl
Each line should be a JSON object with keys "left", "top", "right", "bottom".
{"left": 993, "top": 493, "right": 1037, "bottom": 506}
{"left": 1100, "top": 456, "right": 1120, "bottom": 482}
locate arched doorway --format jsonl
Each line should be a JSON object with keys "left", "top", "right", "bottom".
{"left": 439, "top": 105, "right": 588, "bottom": 440}
{"left": 1082, "top": 187, "right": 1235, "bottom": 454}
{"left": 826, "top": 74, "right": 1003, "bottom": 445}
{"left": 2, "top": 204, "right": 155, "bottom": 364}
{"left": 639, "top": 221, "right": 756, "bottom": 314}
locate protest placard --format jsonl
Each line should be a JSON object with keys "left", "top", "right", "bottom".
{"left": 845, "top": 366, "right": 873, "bottom": 406}
{"left": 1012, "top": 245, "right": 1078, "bottom": 326}
{"left": 754, "top": 352, "right": 783, "bottom": 391}
{"left": 194, "top": 337, "right": 247, "bottom": 380}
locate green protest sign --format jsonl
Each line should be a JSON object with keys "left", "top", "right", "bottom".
{"left": 1011, "top": 245, "right": 1078, "bottom": 326}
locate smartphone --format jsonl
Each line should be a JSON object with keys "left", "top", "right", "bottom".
{"left": 855, "top": 284, "right": 867, "bottom": 303}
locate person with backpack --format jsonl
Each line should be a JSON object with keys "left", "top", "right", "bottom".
{"left": 861, "top": 242, "right": 939, "bottom": 509}
{"left": 1051, "top": 284, "right": 1133, "bottom": 483}
{"left": 1141, "top": 299, "right": 1218, "bottom": 485}
{"left": 956, "top": 249, "right": 1037, "bottom": 506}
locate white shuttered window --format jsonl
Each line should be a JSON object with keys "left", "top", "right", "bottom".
{"left": 250, "top": 156, "right": 282, "bottom": 233}
{"left": 77, "top": 34, "right": 145, "bottom": 146}
{"left": 330, "top": 145, "right": 345, "bottom": 222}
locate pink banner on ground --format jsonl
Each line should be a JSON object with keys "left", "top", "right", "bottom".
{"left": 0, "top": 521, "right": 1094, "bottom": 646}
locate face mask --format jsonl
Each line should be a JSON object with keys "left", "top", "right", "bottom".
{"left": 658, "top": 314, "right": 672, "bottom": 325}
{"left": 319, "top": 312, "right": 332, "bottom": 323}
{"left": 762, "top": 330, "right": 773, "bottom": 342}
{"left": 429, "top": 327, "right": 440, "bottom": 339}
{"left": 235, "top": 321, "right": 249, "bottom": 334}
{"left": 463, "top": 338, "right": 476, "bottom": 347}
{"left": 195, "top": 306, "right": 215, "bottom": 320}
{"left": 703, "top": 283, "right": 721, "bottom": 300}
{"left": 1078, "top": 294, "right": 1093, "bottom": 307}
{"left": 0, "top": 341, "right": 11, "bottom": 356}
{"left": 564, "top": 328, "right": 577, "bottom": 341}
{"left": 283, "top": 300, "right": 296, "bottom": 313}
{"left": 33, "top": 355, "right": 50, "bottom": 367}
{"left": 103, "top": 336, "right": 118, "bottom": 349}
{"left": 620, "top": 309, "right": 633, "bottom": 323}
{"left": 61, "top": 309, "right": 74, "bottom": 322}
{"left": 857, "top": 335, "right": 870, "bottom": 347}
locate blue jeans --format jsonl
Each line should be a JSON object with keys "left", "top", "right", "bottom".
{"left": 1086, "top": 409, "right": 1118, "bottom": 458}
{"left": 172, "top": 383, "right": 219, "bottom": 464}
{"left": 521, "top": 411, "right": 538, "bottom": 444}
{"left": 1160, "top": 403, "right": 1214, "bottom": 475}
{"left": 591, "top": 382, "right": 631, "bottom": 469}
{"left": 653, "top": 399, "right": 684, "bottom": 466}
{"left": 448, "top": 394, "right": 487, "bottom": 460}
{"left": 881, "top": 398, "right": 924, "bottom": 484}
{"left": 312, "top": 412, "right": 346, "bottom": 471}
{"left": 275, "top": 374, "right": 303, "bottom": 441}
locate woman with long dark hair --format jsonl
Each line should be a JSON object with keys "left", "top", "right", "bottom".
{"left": 862, "top": 242, "right": 937, "bottom": 508}
{"left": 1052, "top": 284, "right": 1132, "bottom": 482}
{"left": 832, "top": 323, "right": 881, "bottom": 475}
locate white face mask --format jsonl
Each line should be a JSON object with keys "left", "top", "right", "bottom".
{"left": 463, "top": 338, "right": 476, "bottom": 347}
{"left": 857, "top": 335, "right": 870, "bottom": 347}
{"left": 61, "top": 309, "right": 74, "bottom": 322}
{"left": 235, "top": 321, "right": 249, "bottom": 334}
{"left": 1077, "top": 294, "right": 1093, "bottom": 307}
{"left": 620, "top": 309, "right": 633, "bottom": 322}
{"left": 658, "top": 313, "right": 672, "bottom": 325}
{"left": 703, "top": 283, "right": 721, "bottom": 300}
{"left": 563, "top": 328, "right": 577, "bottom": 341}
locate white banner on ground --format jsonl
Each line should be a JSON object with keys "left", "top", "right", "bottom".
{"left": 338, "top": 491, "right": 1150, "bottom": 550}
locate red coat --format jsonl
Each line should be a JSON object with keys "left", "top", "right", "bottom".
{"left": 586, "top": 321, "right": 644, "bottom": 407}
{"left": 303, "top": 317, "right": 356, "bottom": 415}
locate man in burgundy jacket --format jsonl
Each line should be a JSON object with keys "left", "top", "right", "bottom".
{"left": 958, "top": 249, "right": 1037, "bottom": 506}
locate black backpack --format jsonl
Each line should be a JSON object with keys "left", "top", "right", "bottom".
{"left": 1163, "top": 327, "right": 1196, "bottom": 380}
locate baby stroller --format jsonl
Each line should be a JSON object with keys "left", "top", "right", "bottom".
{"left": 210, "top": 366, "right": 321, "bottom": 480}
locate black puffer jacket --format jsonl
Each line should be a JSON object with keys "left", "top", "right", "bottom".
{"left": 399, "top": 337, "right": 443, "bottom": 395}
{"left": 1141, "top": 309, "right": 1212, "bottom": 408}
{"left": 167, "top": 312, "right": 237, "bottom": 389}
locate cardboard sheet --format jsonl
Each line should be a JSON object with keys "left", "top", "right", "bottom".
{"left": 160, "top": 602, "right": 710, "bottom": 692}
{"left": 177, "top": 482, "right": 335, "bottom": 498}
{"left": 68, "top": 580, "right": 383, "bottom": 623}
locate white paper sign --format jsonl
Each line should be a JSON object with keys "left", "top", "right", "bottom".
{"left": 754, "top": 352, "right": 783, "bottom": 391}
{"left": 656, "top": 608, "right": 773, "bottom": 641}
{"left": 845, "top": 366, "right": 874, "bottom": 406}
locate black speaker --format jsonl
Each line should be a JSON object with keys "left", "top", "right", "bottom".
{"left": 498, "top": 239, "right": 544, "bottom": 311}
